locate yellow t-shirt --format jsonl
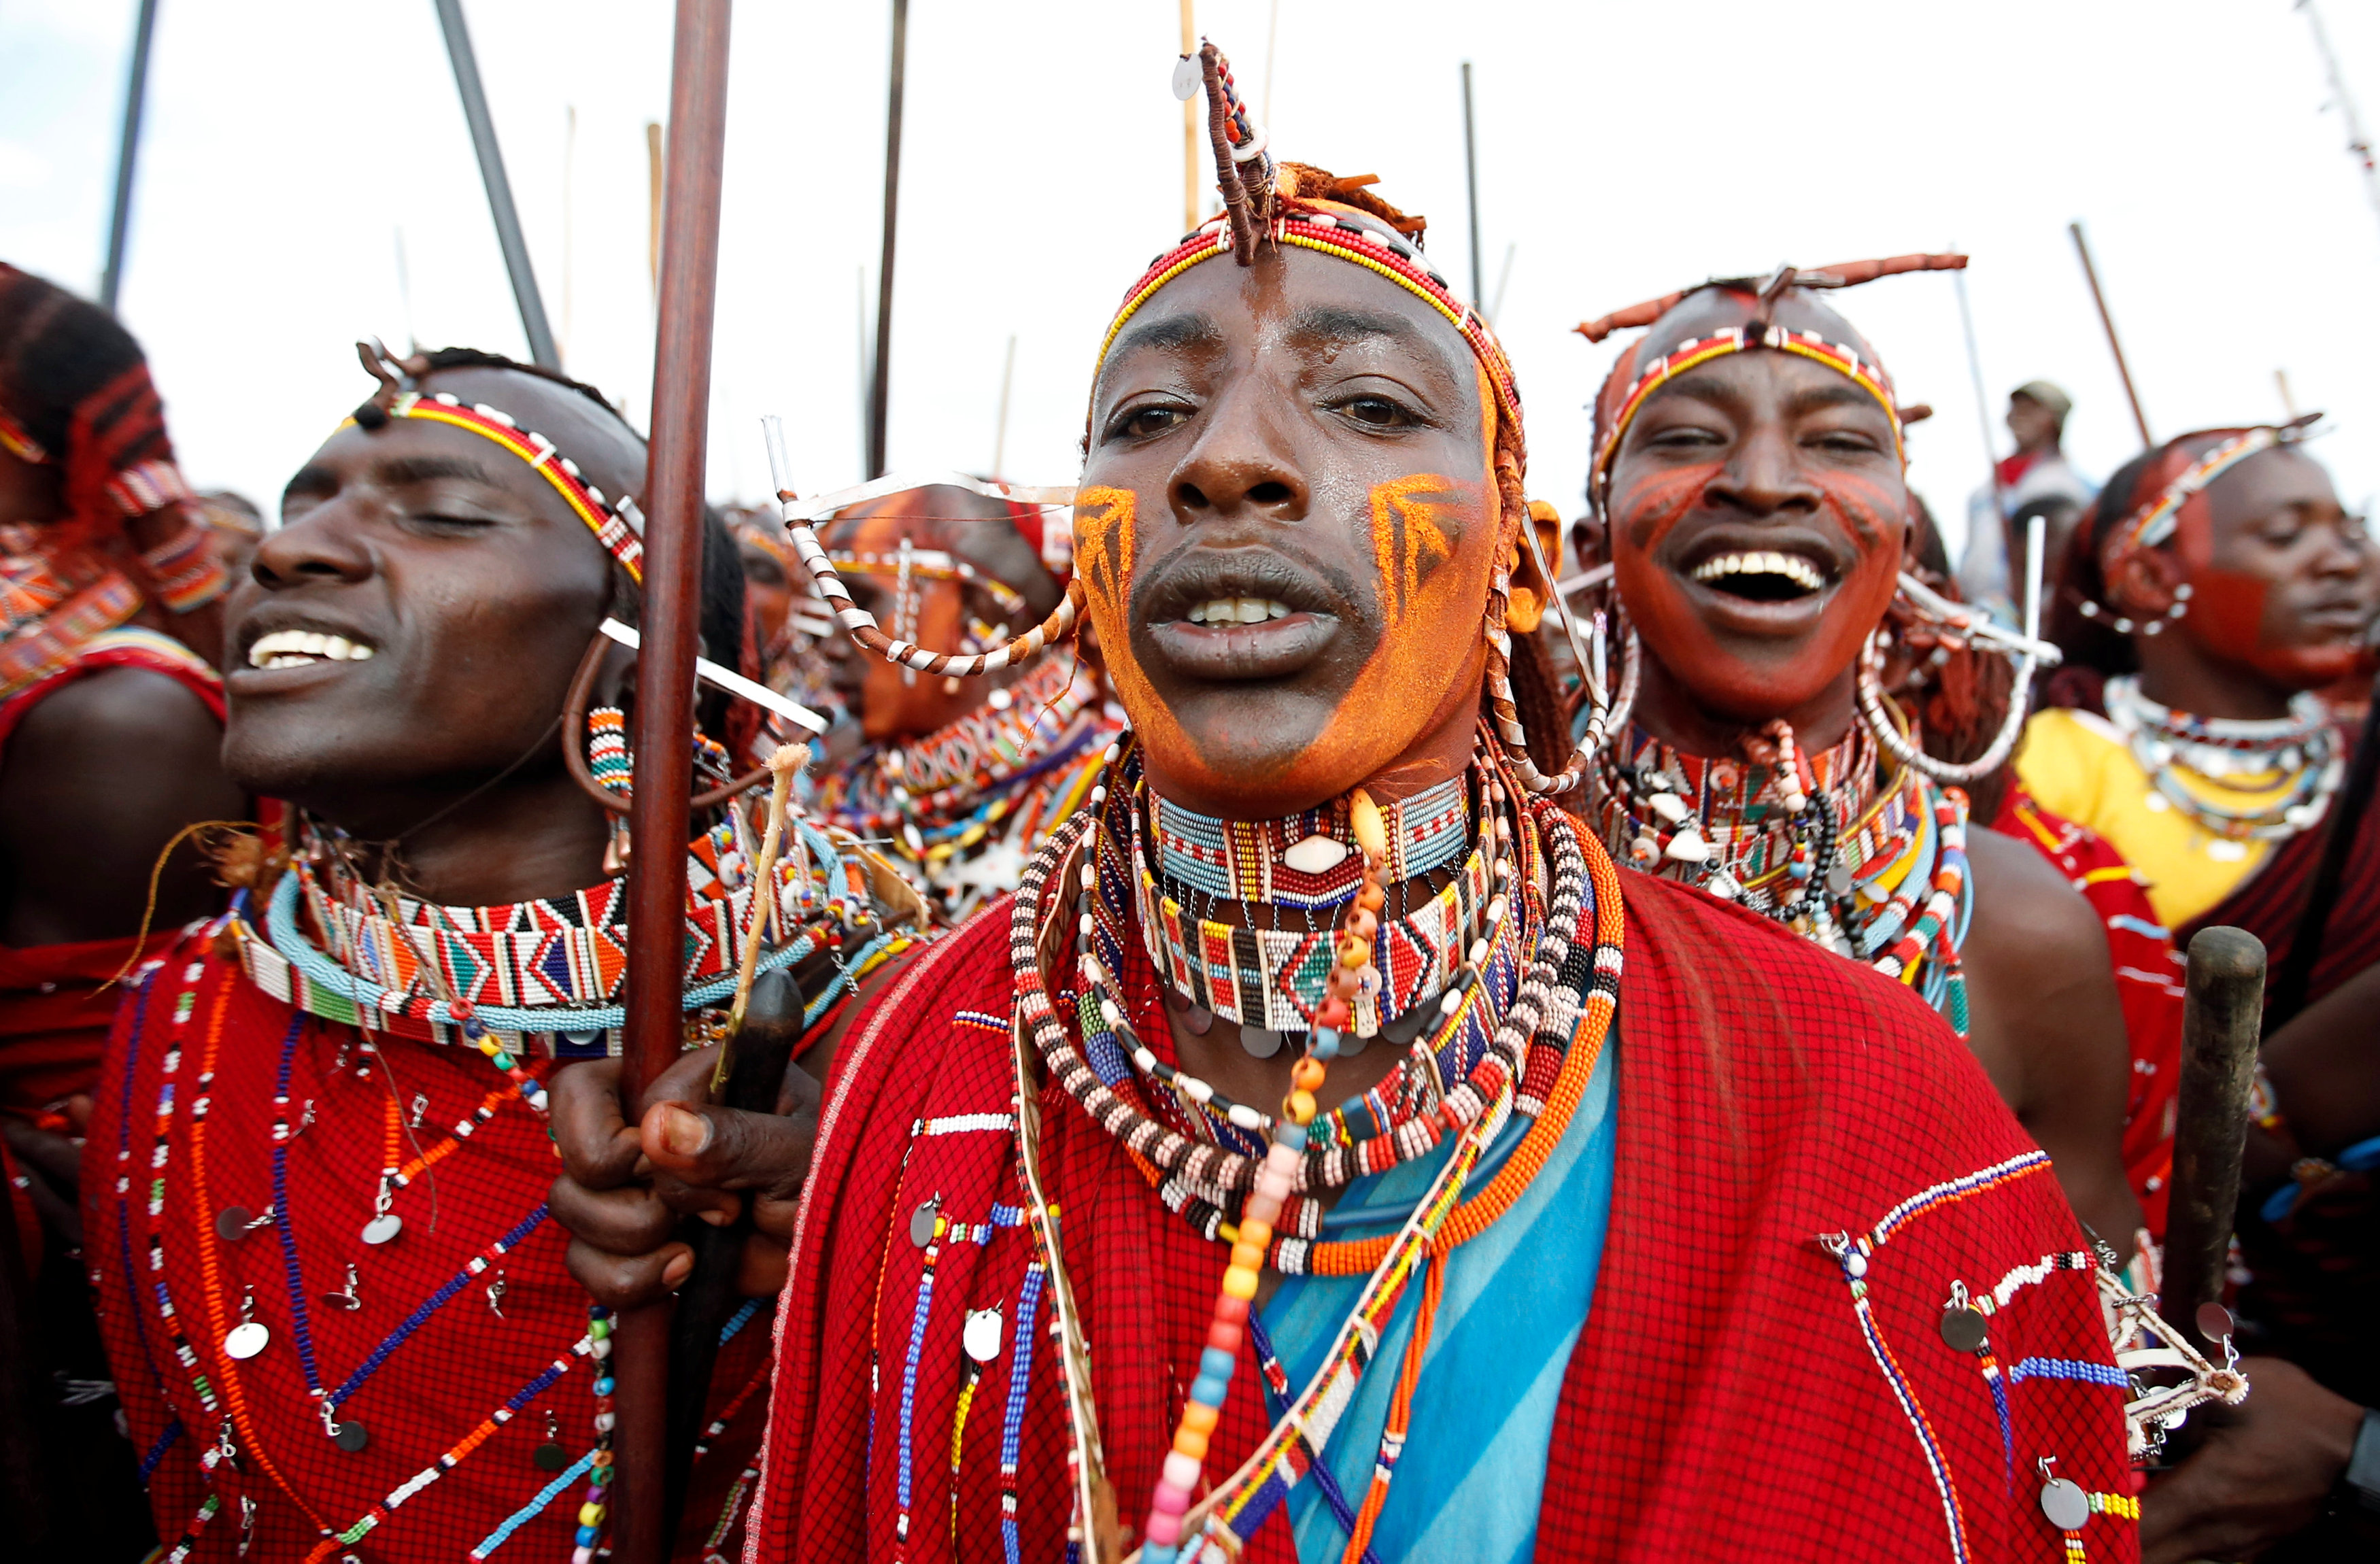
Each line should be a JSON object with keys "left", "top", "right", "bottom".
{"left": 2013, "top": 707, "right": 2281, "bottom": 929}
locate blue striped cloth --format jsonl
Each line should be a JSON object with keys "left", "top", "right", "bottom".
{"left": 1261, "top": 1044, "right": 1617, "bottom": 1563}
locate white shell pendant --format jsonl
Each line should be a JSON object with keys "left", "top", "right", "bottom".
{"left": 1281, "top": 834, "right": 1349, "bottom": 875}
{"left": 1171, "top": 53, "right": 1202, "bottom": 101}
{"left": 963, "top": 1307, "right": 1004, "bottom": 1364}
{"left": 361, "top": 1213, "right": 403, "bottom": 1246}
{"left": 1664, "top": 828, "right": 1712, "bottom": 864}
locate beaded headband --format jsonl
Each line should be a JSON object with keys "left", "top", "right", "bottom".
{"left": 1576, "top": 256, "right": 1966, "bottom": 513}
{"left": 2098, "top": 417, "right": 2319, "bottom": 573}
{"left": 344, "top": 342, "right": 647, "bottom": 584}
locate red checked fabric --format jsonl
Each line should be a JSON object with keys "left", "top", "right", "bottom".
{"left": 743, "top": 864, "right": 2134, "bottom": 1563}
{"left": 1994, "top": 786, "right": 2187, "bottom": 1237}
{"left": 86, "top": 928, "right": 768, "bottom": 1562}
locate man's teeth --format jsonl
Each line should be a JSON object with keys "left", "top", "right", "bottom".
{"left": 247, "top": 629, "right": 377, "bottom": 669}
{"left": 1690, "top": 551, "right": 1826, "bottom": 592}
{"left": 1185, "top": 598, "right": 1292, "bottom": 626}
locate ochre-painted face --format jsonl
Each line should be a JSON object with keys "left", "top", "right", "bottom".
{"left": 2175, "top": 446, "right": 2379, "bottom": 689}
{"left": 1076, "top": 247, "right": 1504, "bottom": 817}
{"left": 819, "top": 486, "right": 1051, "bottom": 743}
{"left": 1605, "top": 342, "right": 1907, "bottom": 724}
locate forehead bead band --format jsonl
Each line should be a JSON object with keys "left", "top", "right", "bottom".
{"left": 1588, "top": 324, "right": 1903, "bottom": 511}
{"left": 339, "top": 390, "right": 647, "bottom": 584}
{"left": 2101, "top": 420, "right": 2315, "bottom": 572}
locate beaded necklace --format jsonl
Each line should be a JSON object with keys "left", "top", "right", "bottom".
{"left": 813, "top": 655, "right": 1110, "bottom": 923}
{"left": 227, "top": 811, "right": 877, "bottom": 1058}
{"left": 1003, "top": 733, "right": 1624, "bottom": 1561}
{"left": 2101, "top": 674, "right": 2343, "bottom": 845}
{"left": 1597, "top": 721, "right": 1977, "bottom": 1034}
{"left": 1134, "top": 767, "right": 1497, "bottom": 1046}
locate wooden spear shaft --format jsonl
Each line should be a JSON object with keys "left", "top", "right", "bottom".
{"left": 611, "top": 3, "right": 733, "bottom": 1559}
{"left": 2067, "top": 221, "right": 2153, "bottom": 449}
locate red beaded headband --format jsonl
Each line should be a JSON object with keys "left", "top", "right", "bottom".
{"left": 2100, "top": 417, "right": 2318, "bottom": 575}
{"left": 1578, "top": 256, "right": 1966, "bottom": 512}
{"left": 338, "top": 390, "right": 647, "bottom": 585}
{"left": 1095, "top": 203, "right": 1525, "bottom": 462}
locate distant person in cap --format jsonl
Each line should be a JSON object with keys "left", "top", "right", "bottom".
{"left": 1960, "top": 379, "right": 2096, "bottom": 621}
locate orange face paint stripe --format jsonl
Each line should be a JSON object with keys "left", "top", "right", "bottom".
{"left": 1367, "top": 475, "right": 1459, "bottom": 626}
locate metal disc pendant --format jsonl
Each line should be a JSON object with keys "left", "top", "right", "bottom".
{"left": 331, "top": 1419, "right": 370, "bottom": 1453}
{"left": 2039, "top": 1476, "right": 2090, "bottom": 1531}
{"left": 1938, "top": 1306, "right": 1988, "bottom": 1354}
{"left": 215, "top": 1206, "right": 256, "bottom": 1242}
{"left": 1826, "top": 856, "right": 1855, "bottom": 896}
{"left": 1238, "top": 1026, "right": 1284, "bottom": 1059}
{"left": 2196, "top": 1302, "right": 2234, "bottom": 1345}
{"left": 361, "top": 1213, "right": 403, "bottom": 1246}
{"left": 223, "top": 1321, "right": 270, "bottom": 1360}
{"left": 1337, "top": 1026, "right": 1370, "bottom": 1057}
{"left": 963, "top": 1307, "right": 1004, "bottom": 1363}
{"left": 909, "top": 1200, "right": 941, "bottom": 1248}
{"left": 1170, "top": 53, "right": 1202, "bottom": 101}
{"left": 534, "top": 1442, "right": 570, "bottom": 1473}
{"left": 1163, "top": 989, "right": 1191, "bottom": 1013}
{"left": 1379, "top": 1006, "right": 1429, "bottom": 1047}
{"left": 1183, "top": 1004, "right": 1214, "bottom": 1036}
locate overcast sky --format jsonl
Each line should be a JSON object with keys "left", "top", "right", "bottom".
{"left": 6, "top": 0, "right": 2380, "bottom": 565}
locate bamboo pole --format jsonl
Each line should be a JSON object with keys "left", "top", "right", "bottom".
{"left": 2067, "top": 221, "right": 2152, "bottom": 449}
{"left": 610, "top": 2, "right": 733, "bottom": 1557}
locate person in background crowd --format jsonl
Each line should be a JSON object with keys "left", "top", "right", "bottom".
{"left": 192, "top": 489, "right": 267, "bottom": 583}
{"left": 1961, "top": 380, "right": 2095, "bottom": 623}
{"left": 808, "top": 483, "right": 1114, "bottom": 924}
{"left": 0, "top": 263, "right": 240, "bottom": 1561}
{"left": 2030, "top": 420, "right": 2380, "bottom": 1559}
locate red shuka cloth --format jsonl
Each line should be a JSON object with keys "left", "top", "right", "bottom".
{"left": 743, "top": 869, "right": 2135, "bottom": 1563}
{"left": 0, "top": 634, "right": 225, "bottom": 1117}
{"left": 85, "top": 926, "right": 769, "bottom": 1563}
{"left": 1994, "top": 787, "right": 2187, "bottom": 1238}
{"left": 2175, "top": 777, "right": 2380, "bottom": 1012}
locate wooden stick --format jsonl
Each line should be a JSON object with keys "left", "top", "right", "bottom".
{"left": 2067, "top": 221, "right": 2152, "bottom": 448}
{"left": 646, "top": 120, "right": 664, "bottom": 305}
{"left": 99, "top": 0, "right": 158, "bottom": 313}
{"left": 2163, "top": 926, "right": 2267, "bottom": 1359}
{"left": 1180, "top": 0, "right": 1199, "bottom": 233}
{"left": 433, "top": 0, "right": 560, "bottom": 369}
{"left": 612, "top": 3, "right": 734, "bottom": 1557}
{"left": 992, "top": 333, "right": 1017, "bottom": 477}
{"left": 867, "top": 0, "right": 909, "bottom": 481}
{"left": 1461, "top": 61, "right": 1483, "bottom": 309}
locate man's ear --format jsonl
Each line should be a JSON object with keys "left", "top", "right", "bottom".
{"left": 2107, "top": 547, "right": 2183, "bottom": 620}
{"left": 1505, "top": 500, "right": 1565, "bottom": 633}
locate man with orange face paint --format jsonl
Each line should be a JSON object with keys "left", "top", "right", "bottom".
{"left": 807, "top": 484, "right": 1112, "bottom": 924}
{"left": 549, "top": 46, "right": 2132, "bottom": 1563}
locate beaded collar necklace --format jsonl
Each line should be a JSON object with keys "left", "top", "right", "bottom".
{"left": 2101, "top": 674, "right": 2343, "bottom": 845}
{"left": 0, "top": 520, "right": 223, "bottom": 698}
{"left": 1025, "top": 734, "right": 1582, "bottom": 1265}
{"left": 813, "top": 656, "right": 1108, "bottom": 922}
{"left": 1133, "top": 769, "right": 1491, "bottom": 1046}
{"left": 228, "top": 814, "right": 877, "bottom": 1058}
{"left": 1597, "top": 721, "right": 1977, "bottom": 1034}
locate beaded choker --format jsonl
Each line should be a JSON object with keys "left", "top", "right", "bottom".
{"left": 229, "top": 815, "right": 882, "bottom": 1058}
{"left": 1597, "top": 723, "right": 1976, "bottom": 1034}
{"left": 2102, "top": 675, "right": 2343, "bottom": 844}
{"left": 1134, "top": 770, "right": 1490, "bottom": 1042}
{"left": 813, "top": 656, "right": 1110, "bottom": 923}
